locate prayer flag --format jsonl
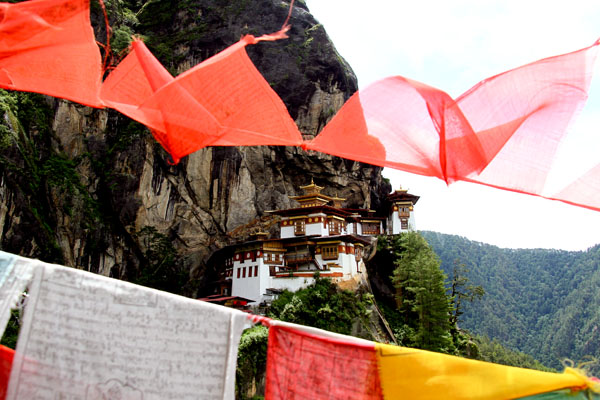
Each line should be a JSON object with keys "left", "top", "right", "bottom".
{"left": 0, "top": 0, "right": 102, "bottom": 107}
{"left": 264, "top": 320, "right": 600, "bottom": 400}
{"left": 101, "top": 36, "right": 303, "bottom": 164}
{"left": 0, "top": 345, "right": 14, "bottom": 400}
{"left": 305, "top": 40, "right": 600, "bottom": 211}
{"left": 0, "top": 252, "right": 250, "bottom": 400}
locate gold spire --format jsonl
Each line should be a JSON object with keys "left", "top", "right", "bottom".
{"left": 291, "top": 179, "right": 331, "bottom": 207}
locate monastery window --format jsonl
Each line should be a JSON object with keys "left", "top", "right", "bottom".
{"left": 399, "top": 206, "right": 411, "bottom": 217}
{"left": 237, "top": 268, "right": 241, "bottom": 279}
{"left": 254, "top": 265, "right": 258, "bottom": 277}
{"left": 242, "top": 267, "right": 246, "bottom": 278}
{"left": 321, "top": 245, "right": 339, "bottom": 260}
{"left": 362, "top": 222, "right": 380, "bottom": 235}
{"left": 328, "top": 219, "right": 342, "bottom": 235}
{"left": 401, "top": 218, "right": 408, "bottom": 230}
{"left": 294, "top": 220, "right": 305, "bottom": 235}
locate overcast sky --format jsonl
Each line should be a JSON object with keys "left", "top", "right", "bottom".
{"left": 303, "top": 0, "right": 600, "bottom": 251}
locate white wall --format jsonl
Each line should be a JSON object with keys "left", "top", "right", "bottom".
{"left": 231, "top": 259, "right": 262, "bottom": 302}
{"left": 355, "top": 223, "right": 363, "bottom": 235}
{"left": 267, "top": 276, "right": 316, "bottom": 294}
{"left": 306, "top": 221, "right": 327, "bottom": 236}
{"left": 390, "top": 210, "right": 417, "bottom": 234}
{"left": 390, "top": 212, "right": 401, "bottom": 235}
{"left": 280, "top": 225, "right": 295, "bottom": 239}
{"left": 408, "top": 212, "right": 417, "bottom": 230}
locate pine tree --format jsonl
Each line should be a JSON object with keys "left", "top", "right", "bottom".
{"left": 392, "top": 232, "right": 455, "bottom": 353}
{"left": 449, "top": 261, "right": 485, "bottom": 327}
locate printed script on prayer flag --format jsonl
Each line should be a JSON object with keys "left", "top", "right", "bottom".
{"left": 3, "top": 254, "right": 249, "bottom": 400}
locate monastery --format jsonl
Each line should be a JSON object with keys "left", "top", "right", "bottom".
{"left": 209, "top": 181, "right": 419, "bottom": 306}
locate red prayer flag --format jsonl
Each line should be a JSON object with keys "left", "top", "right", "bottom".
{"left": 305, "top": 40, "right": 600, "bottom": 211}
{"left": 0, "top": 345, "right": 14, "bottom": 400}
{"left": 0, "top": 0, "right": 103, "bottom": 107}
{"left": 265, "top": 323, "right": 383, "bottom": 399}
{"left": 101, "top": 36, "right": 303, "bottom": 164}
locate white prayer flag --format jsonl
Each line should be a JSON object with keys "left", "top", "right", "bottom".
{"left": 2, "top": 254, "right": 249, "bottom": 399}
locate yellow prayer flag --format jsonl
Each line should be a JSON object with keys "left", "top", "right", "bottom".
{"left": 376, "top": 343, "right": 595, "bottom": 399}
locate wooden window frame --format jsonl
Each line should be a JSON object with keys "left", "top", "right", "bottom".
{"left": 328, "top": 219, "right": 342, "bottom": 235}
{"left": 321, "top": 245, "right": 339, "bottom": 260}
{"left": 294, "top": 219, "right": 306, "bottom": 235}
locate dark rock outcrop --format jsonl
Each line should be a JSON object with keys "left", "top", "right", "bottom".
{"left": 0, "top": 0, "right": 391, "bottom": 296}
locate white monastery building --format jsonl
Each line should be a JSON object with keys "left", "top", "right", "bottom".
{"left": 211, "top": 181, "right": 419, "bottom": 305}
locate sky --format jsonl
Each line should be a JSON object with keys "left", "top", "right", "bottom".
{"left": 303, "top": 0, "right": 600, "bottom": 251}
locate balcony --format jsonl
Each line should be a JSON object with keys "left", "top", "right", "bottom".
{"left": 328, "top": 226, "right": 341, "bottom": 235}
{"left": 362, "top": 228, "right": 380, "bottom": 235}
{"left": 285, "top": 253, "right": 312, "bottom": 265}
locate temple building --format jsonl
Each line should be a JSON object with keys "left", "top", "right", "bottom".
{"left": 211, "top": 180, "right": 419, "bottom": 305}
{"left": 387, "top": 188, "right": 420, "bottom": 234}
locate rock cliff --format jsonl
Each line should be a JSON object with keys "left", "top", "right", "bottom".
{"left": 0, "top": 0, "right": 391, "bottom": 296}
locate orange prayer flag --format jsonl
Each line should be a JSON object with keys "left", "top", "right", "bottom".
{"left": 101, "top": 36, "right": 303, "bottom": 164}
{"left": 0, "top": 0, "right": 103, "bottom": 107}
{"left": 100, "top": 39, "right": 174, "bottom": 134}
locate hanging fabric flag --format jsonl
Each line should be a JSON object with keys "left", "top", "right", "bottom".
{"left": 375, "top": 343, "right": 598, "bottom": 400}
{"left": 304, "top": 40, "right": 600, "bottom": 211}
{"left": 0, "top": 0, "right": 103, "bottom": 107}
{"left": 0, "top": 345, "right": 14, "bottom": 400}
{"left": 265, "top": 321, "right": 383, "bottom": 399}
{"left": 100, "top": 34, "right": 303, "bottom": 164}
{"left": 263, "top": 320, "right": 599, "bottom": 400}
{"left": 2, "top": 252, "right": 250, "bottom": 400}
{"left": 0, "top": 252, "right": 33, "bottom": 339}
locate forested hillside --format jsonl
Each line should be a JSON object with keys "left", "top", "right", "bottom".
{"left": 421, "top": 231, "right": 600, "bottom": 374}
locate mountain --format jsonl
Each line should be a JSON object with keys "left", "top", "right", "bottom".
{"left": 0, "top": 0, "right": 391, "bottom": 296}
{"left": 421, "top": 231, "right": 600, "bottom": 373}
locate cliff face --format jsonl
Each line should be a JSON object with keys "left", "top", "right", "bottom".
{"left": 0, "top": 0, "right": 391, "bottom": 296}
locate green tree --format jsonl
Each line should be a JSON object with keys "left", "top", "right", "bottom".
{"left": 133, "top": 226, "right": 186, "bottom": 294}
{"left": 236, "top": 325, "right": 269, "bottom": 399}
{"left": 392, "top": 232, "right": 454, "bottom": 353}
{"left": 449, "top": 261, "right": 485, "bottom": 327}
{"left": 268, "top": 277, "right": 372, "bottom": 335}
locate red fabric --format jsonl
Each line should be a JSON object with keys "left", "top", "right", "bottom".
{"left": 0, "top": 0, "right": 102, "bottom": 107}
{"left": 265, "top": 325, "right": 383, "bottom": 399}
{"left": 0, "top": 345, "right": 14, "bottom": 400}
{"left": 306, "top": 40, "right": 600, "bottom": 211}
{"left": 101, "top": 37, "right": 303, "bottom": 163}
{"left": 1, "top": 0, "right": 598, "bottom": 211}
